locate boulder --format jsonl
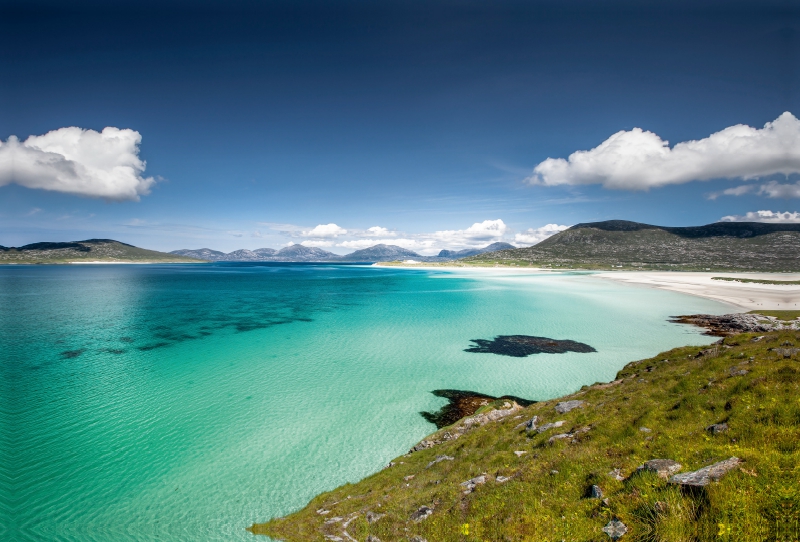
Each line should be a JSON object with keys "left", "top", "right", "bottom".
{"left": 706, "top": 423, "right": 729, "bottom": 435}
{"left": 537, "top": 420, "right": 565, "bottom": 433}
{"left": 410, "top": 506, "right": 433, "bottom": 522}
{"left": 460, "top": 475, "right": 487, "bottom": 493}
{"left": 669, "top": 457, "right": 742, "bottom": 487}
{"left": 555, "top": 400, "right": 585, "bottom": 413}
{"left": 637, "top": 459, "right": 682, "bottom": 479}
{"left": 588, "top": 485, "right": 603, "bottom": 499}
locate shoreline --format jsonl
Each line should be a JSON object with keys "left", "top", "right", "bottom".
{"left": 375, "top": 264, "right": 800, "bottom": 311}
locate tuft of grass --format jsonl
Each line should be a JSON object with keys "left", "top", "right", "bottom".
{"left": 250, "top": 331, "right": 800, "bottom": 541}
{"left": 747, "top": 310, "right": 800, "bottom": 322}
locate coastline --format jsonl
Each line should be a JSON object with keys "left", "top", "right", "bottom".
{"left": 375, "top": 264, "right": 800, "bottom": 311}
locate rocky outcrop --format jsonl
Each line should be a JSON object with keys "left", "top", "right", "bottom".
{"left": 671, "top": 313, "right": 800, "bottom": 336}
{"left": 419, "top": 389, "right": 534, "bottom": 429}
{"left": 669, "top": 457, "right": 742, "bottom": 487}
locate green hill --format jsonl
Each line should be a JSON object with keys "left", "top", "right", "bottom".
{"left": 463, "top": 221, "right": 800, "bottom": 272}
{"left": 0, "top": 239, "right": 204, "bottom": 264}
{"left": 249, "top": 318, "right": 800, "bottom": 541}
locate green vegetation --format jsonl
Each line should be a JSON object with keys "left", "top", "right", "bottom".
{"left": 713, "top": 277, "right": 800, "bottom": 285}
{"left": 747, "top": 310, "right": 800, "bottom": 322}
{"left": 0, "top": 239, "right": 203, "bottom": 264}
{"left": 251, "top": 330, "right": 800, "bottom": 541}
{"left": 463, "top": 221, "right": 800, "bottom": 272}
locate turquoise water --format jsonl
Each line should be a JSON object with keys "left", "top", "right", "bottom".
{"left": 0, "top": 264, "right": 730, "bottom": 541}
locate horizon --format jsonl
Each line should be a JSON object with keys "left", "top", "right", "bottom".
{"left": 2, "top": 0, "right": 799, "bottom": 254}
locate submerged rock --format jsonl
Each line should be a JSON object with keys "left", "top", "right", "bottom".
{"left": 669, "top": 457, "right": 742, "bottom": 487}
{"left": 465, "top": 335, "right": 597, "bottom": 357}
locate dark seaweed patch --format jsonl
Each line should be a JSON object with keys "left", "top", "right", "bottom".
{"left": 61, "top": 349, "right": 86, "bottom": 359}
{"left": 465, "top": 335, "right": 596, "bottom": 357}
{"left": 138, "top": 342, "right": 171, "bottom": 351}
{"left": 420, "top": 389, "right": 535, "bottom": 429}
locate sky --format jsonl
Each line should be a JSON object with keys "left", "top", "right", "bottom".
{"left": 1, "top": 0, "right": 799, "bottom": 254}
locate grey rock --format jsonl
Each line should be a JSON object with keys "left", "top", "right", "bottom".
{"left": 603, "top": 519, "right": 628, "bottom": 540}
{"left": 496, "top": 475, "right": 511, "bottom": 483}
{"left": 316, "top": 508, "right": 331, "bottom": 515}
{"left": 637, "top": 459, "right": 682, "bottom": 479}
{"left": 410, "top": 506, "right": 433, "bottom": 522}
{"left": 515, "top": 415, "right": 538, "bottom": 431}
{"left": 460, "top": 475, "right": 487, "bottom": 493}
{"left": 426, "top": 455, "right": 454, "bottom": 468}
{"left": 608, "top": 468, "right": 625, "bottom": 481}
{"left": 550, "top": 470, "right": 559, "bottom": 475}
{"left": 537, "top": 420, "right": 565, "bottom": 433}
{"left": 365, "top": 511, "right": 384, "bottom": 524}
{"left": 324, "top": 516, "right": 343, "bottom": 524}
{"left": 409, "top": 537, "right": 428, "bottom": 542}
{"left": 707, "top": 423, "right": 729, "bottom": 435}
{"left": 669, "top": 457, "right": 742, "bottom": 487}
{"left": 324, "top": 536, "right": 343, "bottom": 542}
{"left": 555, "top": 400, "right": 585, "bottom": 413}
{"left": 548, "top": 433, "right": 571, "bottom": 443}
{"left": 639, "top": 427, "right": 652, "bottom": 433}
{"left": 366, "top": 536, "right": 381, "bottom": 542}
{"left": 513, "top": 450, "right": 527, "bottom": 457}
{"left": 589, "top": 485, "right": 603, "bottom": 499}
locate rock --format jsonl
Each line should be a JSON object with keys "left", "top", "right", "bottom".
{"left": 409, "top": 537, "right": 428, "bottom": 542}
{"left": 365, "top": 511, "right": 384, "bottom": 524}
{"left": 324, "top": 516, "right": 343, "bottom": 524}
{"left": 588, "top": 485, "right": 603, "bottom": 499}
{"left": 608, "top": 468, "right": 624, "bottom": 481}
{"left": 671, "top": 313, "right": 799, "bottom": 336}
{"left": 550, "top": 470, "right": 559, "bottom": 475}
{"left": 515, "top": 415, "right": 538, "bottom": 431}
{"left": 669, "top": 457, "right": 742, "bottom": 487}
{"left": 465, "top": 335, "right": 596, "bottom": 357}
{"left": 513, "top": 450, "right": 527, "bottom": 457}
{"left": 366, "top": 536, "right": 381, "bottom": 542}
{"left": 775, "top": 347, "right": 800, "bottom": 358}
{"left": 637, "top": 459, "right": 682, "bottom": 479}
{"left": 426, "top": 455, "right": 454, "bottom": 468}
{"left": 555, "top": 400, "right": 585, "bottom": 413}
{"left": 420, "top": 389, "right": 534, "bottom": 429}
{"left": 602, "top": 498, "right": 611, "bottom": 507}
{"left": 496, "top": 475, "right": 511, "bottom": 483}
{"left": 537, "top": 420, "right": 565, "bottom": 433}
{"left": 324, "top": 536, "right": 343, "bottom": 542}
{"left": 404, "top": 475, "right": 415, "bottom": 481}
{"left": 412, "top": 440, "right": 437, "bottom": 452}
{"left": 707, "top": 423, "right": 729, "bottom": 435}
{"left": 639, "top": 426, "right": 652, "bottom": 433}
{"left": 603, "top": 519, "right": 628, "bottom": 540}
{"left": 729, "top": 368, "right": 749, "bottom": 377}
{"left": 460, "top": 475, "right": 487, "bottom": 493}
{"left": 548, "top": 433, "right": 571, "bottom": 443}
{"left": 548, "top": 425, "right": 590, "bottom": 444}
{"left": 316, "top": 508, "right": 330, "bottom": 515}
{"left": 410, "top": 506, "right": 433, "bottom": 522}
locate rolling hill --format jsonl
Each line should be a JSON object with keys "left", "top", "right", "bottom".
{"left": 0, "top": 240, "right": 204, "bottom": 264}
{"left": 463, "top": 220, "right": 800, "bottom": 272}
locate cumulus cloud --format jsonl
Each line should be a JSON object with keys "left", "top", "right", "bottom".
{"left": 529, "top": 112, "right": 800, "bottom": 190}
{"left": 0, "top": 127, "right": 155, "bottom": 201}
{"left": 430, "top": 219, "right": 508, "bottom": 247}
{"left": 514, "top": 223, "right": 570, "bottom": 245}
{"left": 758, "top": 181, "right": 800, "bottom": 198}
{"left": 720, "top": 210, "right": 800, "bottom": 223}
{"left": 363, "top": 226, "right": 395, "bottom": 237}
{"left": 302, "top": 223, "right": 347, "bottom": 237}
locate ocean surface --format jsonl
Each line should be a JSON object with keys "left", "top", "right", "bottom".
{"left": 0, "top": 263, "right": 730, "bottom": 541}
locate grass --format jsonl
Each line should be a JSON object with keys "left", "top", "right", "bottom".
{"left": 250, "top": 330, "right": 800, "bottom": 541}
{"left": 713, "top": 277, "right": 800, "bottom": 286}
{"left": 747, "top": 310, "right": 800, "bottom": 322}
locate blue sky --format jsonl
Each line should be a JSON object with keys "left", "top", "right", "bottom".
{"left": 1, "top": 0, "right": 799, "bottom": 254}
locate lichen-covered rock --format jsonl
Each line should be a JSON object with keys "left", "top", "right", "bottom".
{"left": 707, "top": 422, "right": 729, "bottom": 435}
{"left": 588, "top": 485, "right": 603, "bottom": 499}
{"left": 555, "top": 400, "right": 585, "bottom": 413}
{"left": 669, "top": 457, "right": 742, "bottom": 487}
{"left": 637, "top": 459, "right": 682, "bottom": 479}
{"left": 603, "top": 519, "right": 628, "bottom": 540}
{"left": 460, "top": 474, "right": 487, "bottom": 493}
{"left": 536, "top": 420, "right": 565, "bottom": 433}
{"left": 410, "top": 506, "right": 433, "bottom": 522}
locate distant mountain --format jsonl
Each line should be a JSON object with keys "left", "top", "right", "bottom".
{"left": 1, "top": 239, "right": 203, "bottom": 264}
{"left": 169, "top": 247, "right": 277, "bottom": 261}
{"left": 337, "top": 244, "right": 423, "bottom": 262}
{"left": 170, "top": 248, "right": 228, "bottom": 261}
{"left": 438, "top": 242, "right": 515, "bottom": 259}
{"left": 273, "top": 245, "right": 338, "bottom": 261}
{"left": 463, "top": 220, "right": 800, "bottom": 272}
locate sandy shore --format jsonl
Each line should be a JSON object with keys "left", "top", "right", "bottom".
{"left": 375, "top": 264, "right": 800, "bottom": 311}
{"left": 594, "top": 271, "right": 800, "bottom": 311}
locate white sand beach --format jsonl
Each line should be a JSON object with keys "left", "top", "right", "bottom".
{"left": 595, "top": 271, "right": 800, "bottom": 311}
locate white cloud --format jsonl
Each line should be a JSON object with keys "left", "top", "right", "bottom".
{"left": 227, "top": 230, "right": 244, "bottom": 237}
{"left": 758, "top": 181, "right": 800, "bottom": 198}
{"left": 0, "top": 127, "right": 155, "bottom": 201}
{"left": 302, "top": 223, "right": 347, "bottom": 237}
{"left": 363, "top": 226, "right": 395, "bottom": 237}
{"left": 300, "top": 239, "right": 334, "bottom": 247}
{"left": 514, "top": 223, "right": 570, "bottom": 245}
{"left": 720, "top": 210, "right": 800, "bottom": 223}
{"left": 529, "top": 112, "right": 800, "bottom": 190}
{"left": 252, "top": 230, "right": 263, "bottom": 238}
{"left": 430, "top": 219, "right": 508, "bottom": 248}
{"left": 707, "top": 185, "right": 756, "bottom": 199}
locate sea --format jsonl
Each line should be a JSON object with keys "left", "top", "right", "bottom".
{"left": 0, "top": 263, "right": 730, "bottom": 541}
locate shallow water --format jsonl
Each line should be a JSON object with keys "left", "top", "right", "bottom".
{"left": 0, "top": 264, "right": 729, "bottom": 541}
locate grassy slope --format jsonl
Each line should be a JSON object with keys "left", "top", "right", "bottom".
{"left": 251, "top": 329, "right": 800, "bottom": 541}
{"left": 462, "top": 228, "right": 800, "bottom": 272}
{"left": 0, "top": 240, "right": 203, "bottom": 263}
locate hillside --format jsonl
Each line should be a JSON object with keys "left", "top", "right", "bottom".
{"left": 0, "top": 239, "right": 203, "bottom": 264}
{"left": 249, "top": 315, "right": 800, "bottom": 541}
{"left": 337, "top": 244, "right": 425, "bottom": 262}
{"left": 463, "top": 221, "right": 800, "bottom": 272}
{"left": 438, "top": 242, "right": 515, "bottom": 259}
